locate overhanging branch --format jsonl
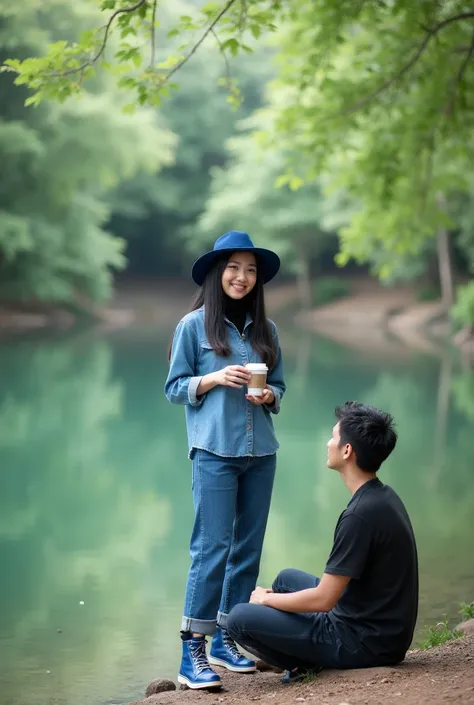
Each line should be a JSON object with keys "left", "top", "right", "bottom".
{"left": 52, "top": 0, "right": 238, "bottom": 86}
{"left": 340, "top": 11, "right": 474, "bottom": 116}
{"left": 457, "top": 28, "right": 474, "bottom": 81}
{"left": 60, "top": 0, "right": 147, "bottom": 77}
{"left": 211, "top": 27, "right": 232, "bottom": 90}
{"left": 157, "top": 0, "right": 237, "bottom": 87}
{"left": 446, "top": 28, "right": 474, "bottom": 115}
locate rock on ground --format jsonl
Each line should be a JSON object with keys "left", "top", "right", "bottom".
{"left": 456, "top": 619, "right": 474, "bottom": 636}
{"left": 145, "top": 679, "right": 176, "bottom": 697}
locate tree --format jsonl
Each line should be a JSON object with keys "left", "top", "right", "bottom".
{"left": 261, "top": 2, "right": 474, "bottom": 329}
{"left": 0, "top": 0, "right": 175, "bottom": 304}
{"left": 1, "top": 0, "right": 281, "bottom": 108}
{"left": 106, "top": 20, "right": 273, "bottom": 277}
{"left": 3, "top": 1, "right": 474, "bottom": 312}
{"left": 197, "top": 107, "right": 341, "bottom": 307}
{"left": 263, "top": 4, "right": 474, "bottom": 260}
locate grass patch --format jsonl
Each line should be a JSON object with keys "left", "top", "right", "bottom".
{"left": 419, "top": 617, "right": 462, "bottom": 650}
{"left": 459, "top": 601, "right": 474, "bottom": 621}
{"left": 300, "top": 668, "right": 321, "bottom": 683}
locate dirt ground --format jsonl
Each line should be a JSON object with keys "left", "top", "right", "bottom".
{"left": 128, "top": 633, "right": 474, "bottom": 705}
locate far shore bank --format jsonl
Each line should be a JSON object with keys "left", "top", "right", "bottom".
{"left": 0, "top": 277, "right": 472, "bottom": 359}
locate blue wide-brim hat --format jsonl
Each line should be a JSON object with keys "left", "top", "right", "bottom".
{"left": 191, "top": 231, "right": 280, "bottom": 286}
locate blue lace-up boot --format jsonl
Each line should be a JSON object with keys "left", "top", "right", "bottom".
{"left": 178, "top": 634, "right": 222, "bottom": 689}
{"left": 209, "top": 626, "right": 257, "bottom": 673}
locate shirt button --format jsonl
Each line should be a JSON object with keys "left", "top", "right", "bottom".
{"left": 247, "top": 424, "right": 252, "bottom": 430}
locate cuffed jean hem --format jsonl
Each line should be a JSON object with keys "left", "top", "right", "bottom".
{"left": 217, "top": 611, "right": 228, "bottom": 630}
{"left": 181, "top": 616, "right": 217, "bottom": 636}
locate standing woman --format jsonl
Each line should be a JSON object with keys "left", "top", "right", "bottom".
{"left": 165, "top": 231, "right": 286, "bottom": 689}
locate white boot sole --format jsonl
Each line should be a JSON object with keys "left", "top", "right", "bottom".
{"left": 177, "top": 674, "right": 222, "bottom": 689}
{"left": 208, "top": 656, "right": 257, "bottom": 673}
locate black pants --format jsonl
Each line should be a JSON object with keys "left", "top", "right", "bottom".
{"left": 227, "top": 568, "right": 365, "bottom": 672}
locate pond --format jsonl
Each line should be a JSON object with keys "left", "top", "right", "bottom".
{"left": 0, "top": 322, "right": 472, "bottom": 705}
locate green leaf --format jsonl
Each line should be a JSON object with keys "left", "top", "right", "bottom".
{"left": 201, "top": 2, "right": 219, "bottom": 15}
{"left": 221, "top": 38, "right": 239, "bottom": 56}
{"left": 132, "top": 52, "right": 142, "bottom": 69}
{"left": 250, "top": 24, "right": 261, "bottom": 39}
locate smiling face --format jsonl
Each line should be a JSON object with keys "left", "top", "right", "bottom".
{"left": 221, "top": 251, "right": 257, "bottom": 299}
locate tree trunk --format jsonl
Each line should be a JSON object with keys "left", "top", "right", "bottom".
{"left": 436, "top": 192, "right": 454, "bottom": 310}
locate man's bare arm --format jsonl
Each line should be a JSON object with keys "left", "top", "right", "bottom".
{"left": 251, "top": 573, "right": 351, "bottom": 613}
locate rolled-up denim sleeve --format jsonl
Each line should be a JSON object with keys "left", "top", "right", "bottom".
{"left": 265, "top": 326, "right": 285, "bottom": 415}
{"left": 164, "top": 320, "right": 204, "bottom": 407}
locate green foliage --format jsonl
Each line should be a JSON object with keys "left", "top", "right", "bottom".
{"left": 1, "top": 0, "right": 281, "bottom": 108}
{"left": 312, "top": 276, "right": 350, "bottom": 306}
{"left": 266, "top": 2, "right": 474, "bottom": 279}
{"left": 451, "top": 283, "right": 474, "bottom": 329}
{"left": 3, "top": 0, "right": 474, "bottom": 301}
{"left": 419, "top": 618, "right": 462, "bottom": 650}
{"left": 0, "top": 0, "right": 175, "bottom": 303}
{"left": 416, "top": 284, "right": 441, "bottom": 303}
{"left": 452, "top": 190, "right": 474, "bottom": 274}
{"left": 459, "top": 601, "right": 474, "bottom": 621}
{"left": 107, "top": 8, "right": 273, "bottom": 275}
{"left": 198, "top": 107, "right": 338, "bottom": 276}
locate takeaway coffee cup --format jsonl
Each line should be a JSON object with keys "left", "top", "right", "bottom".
{"left": 245, "top": 363, "right": 268, "bottom": 396}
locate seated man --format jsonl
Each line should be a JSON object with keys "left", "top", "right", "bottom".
{"left": 226, "top": 401, "right": 419, "bottom": 681}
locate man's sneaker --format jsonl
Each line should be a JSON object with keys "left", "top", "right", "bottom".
{"left": 178, "top": 634, "right": 222, "bottom": 689}
{"left": 209, "top": 627, "right": 257, "bottom": 673}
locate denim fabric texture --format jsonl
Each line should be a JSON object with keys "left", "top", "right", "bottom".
{"left": 164, "top": 306, "right": 285, "bottom": 458}
{"left": 227, "top": 569, "right": 372, "bottom": 671}
{"left": 181, "top": 450, "right": 276, "bottom": 635}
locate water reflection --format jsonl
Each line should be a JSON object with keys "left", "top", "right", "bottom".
{"left": 0, "top": 328, "right": 472, "bottom": 705}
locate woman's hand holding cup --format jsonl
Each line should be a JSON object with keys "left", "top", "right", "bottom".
{"left": 246, "top": 388, "right": 274, "bottom": 406}
{"left": 215, "top": 365, "right": 251, "bottom": 389}
{"left": 212, "top": 363, "right": 273, "bottom": 403}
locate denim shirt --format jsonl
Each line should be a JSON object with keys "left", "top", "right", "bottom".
{"left": 164, "top": 307, "right": 286, "bottom": 459}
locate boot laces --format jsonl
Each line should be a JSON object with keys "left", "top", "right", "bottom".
{"left": 190, "top": 639, "right": 210, "bottom": 674}
{"left": 222, "top": 630, "right": 243, "bottom": 659}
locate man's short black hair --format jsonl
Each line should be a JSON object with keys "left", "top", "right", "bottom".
{"left": 335, "top": 401, "right": 397, "bottom": 473}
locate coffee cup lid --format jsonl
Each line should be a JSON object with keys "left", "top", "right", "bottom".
{"left": 245, "top": 363, "right": 268, "bottom": 371}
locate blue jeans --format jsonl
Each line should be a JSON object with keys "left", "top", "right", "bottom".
{"left": 181, "top": 450, "right": 277, "bottom": 635}
{"left": 227, "top": 569, "right": 371, "bottom": 671}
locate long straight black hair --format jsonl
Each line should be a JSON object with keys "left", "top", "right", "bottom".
{"left": 168, "top": 253, "right": 278, "bottom": 369}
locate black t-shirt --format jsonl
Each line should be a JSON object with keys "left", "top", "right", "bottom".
{"left": 325, "top": 478, "right": 418, "bottom": 665}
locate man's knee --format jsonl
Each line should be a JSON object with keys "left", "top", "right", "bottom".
{"left": 272, "top": 568, "right": 320, "bottom": 593}
{"left": 272, "top": 567, "right": 297, "bottom": 592}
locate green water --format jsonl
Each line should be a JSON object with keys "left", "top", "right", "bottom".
{"left": 0, "top": 325, "right": 473, "bottom": 705}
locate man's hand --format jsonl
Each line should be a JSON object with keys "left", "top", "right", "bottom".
{"left": 250, "top": 586, "right": 273, "bottom": 605}
{"left": 255, "top": 574, "right": 351, "bottom": 613}
{"left": 246, "top": 388, "right": 275, "bottom": 406}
